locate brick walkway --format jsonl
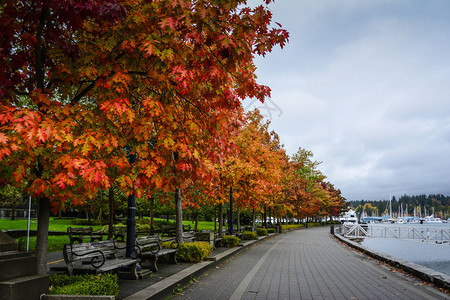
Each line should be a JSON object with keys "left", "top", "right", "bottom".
{"left": 171, "top": 227, "right": 449, "bottom": 300}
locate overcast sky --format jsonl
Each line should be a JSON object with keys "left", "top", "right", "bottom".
{"left": 243, "top": 0, "right": 450, "bottom": 201}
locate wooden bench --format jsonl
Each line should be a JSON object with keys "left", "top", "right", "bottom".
{"left": 161, "top": 225, "right": 176, "bottom": 236}
{"left": 136, "top": 235, "right": 178, "bottom": 272}
{"left": 182, "top": 231, "right": 197, "bottom": 242}
{"left": 195, "top": 230, "right": 222, "bottom": 248}
{"left": 67, "top": 227, "right": 103, "bottom": 244}
{"left": 135, "top": 228, "right": 150, "bottom": 237}
{"left": 62, "top": 240, "right": 139, "bottom": 279}
{"left": 113, "top": 226, "right": 126, "bottom": 242}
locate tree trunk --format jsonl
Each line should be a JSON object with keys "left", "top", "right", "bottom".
{"left": 214, "top": 206, "right": 217, "bottom": 231}
{"left": 263, "top": 204, "right": 267, "bottom": 229}
{"left": 252, "top": 208, "right": 256, "bottom": 230}
{"left": 194, "top": 213, "right": 199, "bottom": 231}
{"left": 218, "top": 203, "right": 223, "bottom": 236}
{"left": 236, "top": 206, "right": 240, "bottom": 232}
{"left": 150, "top": 196, "right": 154, "bottom": 235}
{"left": 108, "top": 186, "right": 114, "bottom": 239}
{"left": 36, "top": 197, "right": 50, "bottom": 275}
{"left": 10, "top": 198, "right": 16, "bottom": 221}
{"left": 175, "top": 189, "right": 183, "bottom": 243}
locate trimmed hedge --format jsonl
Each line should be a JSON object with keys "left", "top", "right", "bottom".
{"left": 48, "top": 273, "right": 118, "bottom": 296}
{"left": 176, "top": 242, "right": 212, "bottom": 263}
{"left": 256, "top": 228, "right": 268, "bottom": 236}
{"left": 242, "top": 231, "right": 257, "bottom": 240}
{"left": 281, "top": 224, "right": 304, "bottom": 231}
{"left": 222, "top": 235, "right": 241, "bottom": 247}
{"left": 267, "top": 228, "right": 277, "bottom": 234}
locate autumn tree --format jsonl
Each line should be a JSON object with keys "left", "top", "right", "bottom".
{"left": 0, "top": 0, "right": 288, "bottom": 273}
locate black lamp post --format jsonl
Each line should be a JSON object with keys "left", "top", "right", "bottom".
{"left": 126, "top": 153, "right": 136, "bottom": 258}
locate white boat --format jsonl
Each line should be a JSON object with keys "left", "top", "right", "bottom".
{"left": 340, "top": 209, "right": 358, "bottom": 225}
{"left": 422, "top": 216, "right": 443, "bottom": 224}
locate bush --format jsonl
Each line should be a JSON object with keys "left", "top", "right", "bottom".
{"left": 267, "top": 228, "right": 276, "bottom": 234}
{"left": 49, "top": 273, "right": 118, "bottom": 296}
{"left": 256, "top": 228, "right": 268, "bottom": 236}
{"left": 222, "top": 235, "right": 241, "bottom": 247}
{"left": 101, "top": 224, "right": 126, "bottom": 232}
{"left": 281, "top": 224, "right": 304, "bottom": 231}
{"left": 241, "top": 231, "right": 257, "bottom": 240}
{"left": 176, "top": 242, "right": 212, "bottom": 263}
{"left": 307, "top": 222, "right": 322, "bottom": 227}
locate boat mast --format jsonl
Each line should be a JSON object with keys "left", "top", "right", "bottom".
{"left": 389, "top": 195, "right": 392, "bottom": 219}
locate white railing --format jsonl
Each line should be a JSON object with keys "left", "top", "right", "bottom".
{"left": 335, "top": 224, "right": 450, "bottom": 242}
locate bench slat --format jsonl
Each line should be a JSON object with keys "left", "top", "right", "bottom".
{"left": 63, "top": 239, "right": 137, "bottom": 279}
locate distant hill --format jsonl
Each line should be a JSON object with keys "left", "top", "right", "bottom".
{"left": 349, "top": 194, "right": 449, "bottom": 219}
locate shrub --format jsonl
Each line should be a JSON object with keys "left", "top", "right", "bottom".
{"left": 267, "top": 228, "right": 276, "bottom": 234}
{"left": 101, "top": 224, "right": 126, "bottom": 232}
{"left": 176, "top": 242, "right": 212, "bottom": 263}
{"left": 49, "top": 273, "right": 118, "bottom": 296}
{"left": 161, "top": 240, "right": 179, "bottom": 249}
{"left": 307, "top": 222, "right": 322, "bottom": 227}
{"left": 256, "top": 228, "right": 268, "bottom": 236}
{"left": 221, "top": 235, "right": 241, "bottom": 247}
{"left": 241, "top": 231, "right": 257, "bottom": 240}
{"left": 281, "top": 224, "right": 304, "bottom": 231}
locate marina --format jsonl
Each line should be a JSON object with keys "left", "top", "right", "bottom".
{"left": 335, "top": 223, "right": 450, "bottom": 276}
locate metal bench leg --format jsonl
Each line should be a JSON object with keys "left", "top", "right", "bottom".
{"left": 130, "top": 263, "right": 138, "bottom": 280}
{"left": 169, "top": 252, "right": 177, "bottom": 265}
{"left": 148, "top": 257, "right": 158, "bottom": 272}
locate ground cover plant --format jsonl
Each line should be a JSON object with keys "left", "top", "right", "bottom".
{"left": 48, "top": 273, "right": 118, "bottom": 296}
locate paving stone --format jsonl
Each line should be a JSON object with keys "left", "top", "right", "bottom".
{"left": 170, "top": 227, "right": 449, "bottom": 300}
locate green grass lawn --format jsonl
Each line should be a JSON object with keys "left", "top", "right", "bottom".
{"left": 0, "top": 217, "right": 234, "bottom": 252}
{"left": 0, "top": 218, "right": 104, "bottom": 232}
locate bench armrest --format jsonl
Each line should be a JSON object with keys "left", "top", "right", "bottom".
{"left": 161, "top": 237, "right": 179, "bottom": 249}
{"left": 113, "top": 240, "right": 141, "bottom": 257}
{"left": 66, "top": 244, "right": 107, "bottom": 269}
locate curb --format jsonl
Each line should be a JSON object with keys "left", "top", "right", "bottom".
{"left": 41, "top": 296, "right": 115, "bottom": 300}
{"left": 334, "top": 232, "right": 450, "bottom": 292}
{"left": 123, "top": 234, "right": 275, "bottom": 300}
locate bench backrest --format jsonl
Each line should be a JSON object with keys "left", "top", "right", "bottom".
{"left": 63, "top": 240, "right": 118, "bottom": 264}
{"left": 136, "top": 235, "right": 160, "bottom": 247}
{"left": 67, "top": 227, "right": 93, "bottom": 236}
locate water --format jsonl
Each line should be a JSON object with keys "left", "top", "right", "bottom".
{"left": 360, "top": 223, "right": 450, "bottom": 276}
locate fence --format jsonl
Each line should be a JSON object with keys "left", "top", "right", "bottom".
{"left": 334, "top": 224, "right": 450, "bottom": 243}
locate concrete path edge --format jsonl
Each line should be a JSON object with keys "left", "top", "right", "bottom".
{"left": 123, "top": 234, "right": 276, "bottom": 300}
{"left": 334, "top": 232, "right": 450, "bottom": 292}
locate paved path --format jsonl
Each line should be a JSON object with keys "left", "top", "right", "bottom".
{"left": 171, "top": 227, "right": 449, "bottom": 300}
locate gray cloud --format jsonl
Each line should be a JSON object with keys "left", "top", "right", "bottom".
{"left": 247, "top": 0, "right": 450, "bottom": 200}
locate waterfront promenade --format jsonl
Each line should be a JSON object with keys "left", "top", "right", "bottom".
{"left": 47, "top": 226, "right": 449, "bottom": 299}
{"left": 169, "top": 226, "right": 448, "bottom": 300}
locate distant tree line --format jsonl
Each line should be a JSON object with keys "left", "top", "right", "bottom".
{"left": 349, "top": 194, "right": 450, "bottom": 219}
